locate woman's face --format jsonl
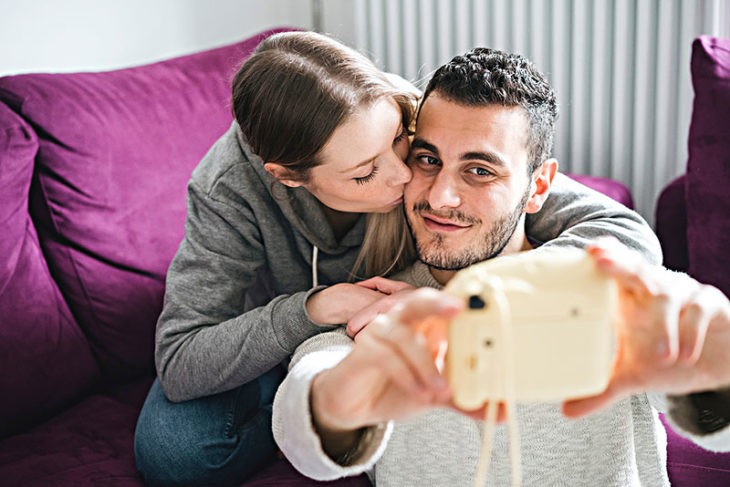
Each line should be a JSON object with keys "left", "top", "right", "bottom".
{"left": 300, "top": 97, "right": 412, "bottom": 213}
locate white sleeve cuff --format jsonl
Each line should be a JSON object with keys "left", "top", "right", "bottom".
{"left": 273, "top": 347, "right": 393, "bottom": 481}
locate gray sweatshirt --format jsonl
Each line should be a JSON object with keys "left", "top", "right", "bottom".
{"left": 272, "top": 262, "right": 730, "bottom": 486}
{"left": 155, "top": 121, "right": 662, "bottom": 402}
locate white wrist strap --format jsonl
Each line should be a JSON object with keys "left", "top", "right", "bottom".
{"left": 473, "top": 282, "right": 522, "bottom": 487}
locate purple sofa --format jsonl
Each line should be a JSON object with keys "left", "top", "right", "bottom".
{"left": 654, "top": 36, "right": 730, "bottom": 486}
{"left": 0, "top": 27, "right": 717, "bottom": 486}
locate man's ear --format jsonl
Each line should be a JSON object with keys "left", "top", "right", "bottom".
{"left": 264, "top": 162, "right": 304, "bottom": 188}
{"left": 525, "top": 158, "right": 558, "bottom": 214}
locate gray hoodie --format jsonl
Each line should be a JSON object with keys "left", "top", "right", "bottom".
{"left": 155, "top": 122, "right": 661, "bottom": 402}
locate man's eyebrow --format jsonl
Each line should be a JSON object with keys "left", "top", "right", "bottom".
{"left": 411, "top": 138, "right": 439, "bottom": 154}
{"left": 461, "top": 151, "right": 507, "bottom": 167}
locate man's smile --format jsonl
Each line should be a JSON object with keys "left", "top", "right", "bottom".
{"left": 421, "top": 213, "right": 473, "bottom": 232}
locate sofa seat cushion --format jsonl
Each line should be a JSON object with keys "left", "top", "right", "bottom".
{"left": 0, "top": 101, "right": 99, "bottom": 438}
{"left": 686, "top": 36, "right": 730, "bottom": 297}
{"left": 0, "top": 28, "right": 290, "bottom": 378}
{"left": 0, "top": 376, "right": 369, "bottom": 487}
{"left": 0, "top": 377, "right": 154, "bottom": 487}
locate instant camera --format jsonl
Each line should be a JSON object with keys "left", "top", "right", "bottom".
{"left": 445, "top": 248, "right": 618, "bottom": 410}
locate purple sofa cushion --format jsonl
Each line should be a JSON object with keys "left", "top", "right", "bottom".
{"left": 0, "top": 102, "right": 98, "bottom": 438}
{"left": 655, "top": 175, "right": 689, "bottom": 272}
{"left": 686, "top": 36, "right": 730, "bottom": 297}
{"left": 566, "top": 173, "right": 634, "bottom": 209}
{"left": 0, "top": 28, "right": 290, "bottom": 377}
{"left": 0, "top": 376, "right": 369, "bottom": 487}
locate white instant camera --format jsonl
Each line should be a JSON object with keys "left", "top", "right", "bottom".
{"left": 445, "top": 248, "right": 618, "bottom": 410}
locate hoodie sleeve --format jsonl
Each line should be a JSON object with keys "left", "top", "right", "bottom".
{"left": 155, "top": 180, "right": 334, "bottom": 402}
{"left": 526, "top": 173, "right": 662, "bottom": 265}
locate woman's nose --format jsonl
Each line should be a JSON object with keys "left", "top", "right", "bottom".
{"left": 388, "top": 156, "right": 412, "bottom": 186}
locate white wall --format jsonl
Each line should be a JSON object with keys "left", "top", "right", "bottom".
{"left": 0, "top": 0, "right": 312, "bottom": 76}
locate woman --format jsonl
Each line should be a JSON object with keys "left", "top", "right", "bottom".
{"left": 134, "top": 31, "right": 658, "bottom": 486}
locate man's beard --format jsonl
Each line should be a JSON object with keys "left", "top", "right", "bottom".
{"left": 406, "top": 187, "right": 531, "bottom": 271}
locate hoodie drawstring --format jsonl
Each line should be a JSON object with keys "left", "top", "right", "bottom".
{"left": 311, "top": 246, "right": 319, "bottom": 288}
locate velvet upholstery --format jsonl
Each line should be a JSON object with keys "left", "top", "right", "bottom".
{"left": 0, "top": 34, "right": 269, "bottom": 378}
{"left": 654, "top": 35, "right": 730, "bottom": 486}
{"left": 0, "top": 102, "right": 98, "bottom": 438}
{"left": 685, "top": 36, "right": 730, "bottom": 297}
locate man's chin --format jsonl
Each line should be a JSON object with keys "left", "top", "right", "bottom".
{"left": 416, "top": 249, "right": 478, "bottom": 272}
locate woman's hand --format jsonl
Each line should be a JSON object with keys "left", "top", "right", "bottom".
{"left": 306, "top": 283, "right": 389, "bottom": 326}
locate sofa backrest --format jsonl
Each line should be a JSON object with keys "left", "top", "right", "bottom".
{"left": 0, "top": 101, "right": 100, "bottom": 438}
{"left": 0, "top": 28, "right": 292, "bottom": 435}
{"left": 685, "top": 36, "right": 730, "bottom": 297}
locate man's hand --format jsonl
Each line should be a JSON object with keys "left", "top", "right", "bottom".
{"left": 310, "top": 288, "right": 462, "bottom": 458}
{"left": 563, "top": 238, "right": 730, "bottom": 418}
{"left": 347, "top": 277, "right": 416, "bottom": 338}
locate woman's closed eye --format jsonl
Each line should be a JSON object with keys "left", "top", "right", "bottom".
{"left": 354, "top": 165, "right": 379, "bottom": 185}
{"left": 393, "top": 126, "right": 407, "bottom": 144}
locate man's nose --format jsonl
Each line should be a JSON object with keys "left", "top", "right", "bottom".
{"left": 427, "top": 173, "right": 461, "bottom": 209}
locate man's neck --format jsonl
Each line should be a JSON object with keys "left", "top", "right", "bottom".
{"left": 428, "top": 233, "right": 534, "bottom": 286}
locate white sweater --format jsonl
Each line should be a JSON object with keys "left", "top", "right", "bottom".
{"left": 273, "top": 261, "right": 730, "bottom": 486}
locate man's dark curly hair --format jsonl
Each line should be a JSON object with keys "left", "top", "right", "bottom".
{"left": 420, "top": 47, "right": 558, "bottom": 174}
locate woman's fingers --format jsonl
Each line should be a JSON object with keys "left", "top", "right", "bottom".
{"left": 355, "top": 276, "right": 414, "bottom": 294}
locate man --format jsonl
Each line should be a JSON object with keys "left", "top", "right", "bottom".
{"left": 273, "top": 48, "right": 730, "bottom": 485}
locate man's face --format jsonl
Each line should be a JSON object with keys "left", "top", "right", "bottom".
{"left": 404, "top": 94, "right": 535, "bottom": 270}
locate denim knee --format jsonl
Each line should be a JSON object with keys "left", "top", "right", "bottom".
{"left": 134, "top": 367, "right": 284, "bottom": 486}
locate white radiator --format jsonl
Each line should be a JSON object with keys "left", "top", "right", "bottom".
{"left": 342, "top": 0, "right": 730, "bottom": 224}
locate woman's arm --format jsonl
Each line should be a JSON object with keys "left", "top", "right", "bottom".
{"left": 526, "top": 173, "right": 662, "bottom": 264}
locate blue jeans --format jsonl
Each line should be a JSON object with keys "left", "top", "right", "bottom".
{"left": 134, "top": 365, "right": 285, "bottom": 486}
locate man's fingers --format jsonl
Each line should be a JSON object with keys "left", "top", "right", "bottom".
{"left": 588, "top": 238, "right": 656, "bottom": 296}
{"left": 357, "top": 330, "right": 427, "bottom": 396}
{"left": 451, "top": 401, "right": 508, "bottom": 422}
{"left": 676, "top": 285, "right": 714, "bottom": 363}
{"left": 562, "top": 378, "right": 631, "bottom": 418}
{"left": 371, "top": 318, "right": 449, "bottom": 398}
{"left": 389, "top": 288, "right": 463, "bottom": 328}
{"left": 347, "top": 310, "right": 379, "bottom": 338}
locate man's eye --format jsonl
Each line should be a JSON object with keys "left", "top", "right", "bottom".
{"left": 468, "top": 167, "right": 493, "bottom": 177}
{"left": 418, "top": 155, "right": 439, "bottom": 166}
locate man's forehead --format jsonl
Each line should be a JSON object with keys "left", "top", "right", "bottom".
{"left": 415, "top": 95, "right": 530, "bottom": 159}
